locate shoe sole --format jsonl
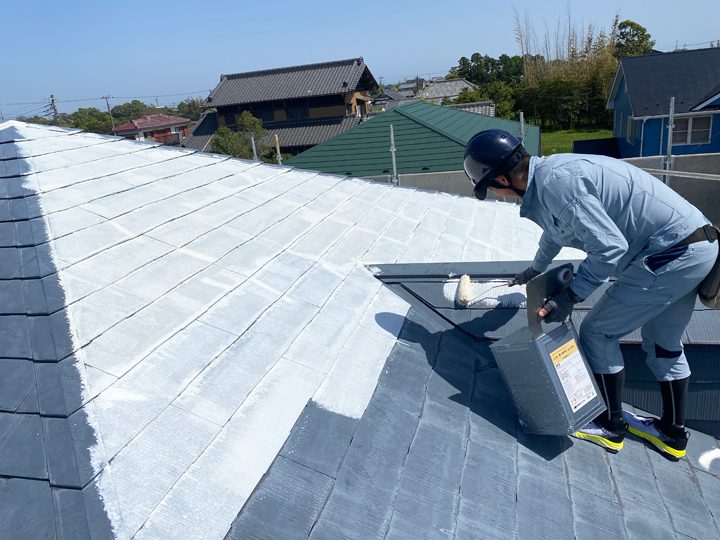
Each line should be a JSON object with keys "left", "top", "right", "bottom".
{"left": 572, "top": 431, "right": 624, "bottom": 453}
{"left": 627, "top": 425, "right": 686, "bottom": 459}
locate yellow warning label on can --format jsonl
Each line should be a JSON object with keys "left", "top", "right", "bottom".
{"left": 550, "top": 340, "right": 579, "bottom": 366}
{"left": 550, "top": 338, "right": 596, "bottom": 412}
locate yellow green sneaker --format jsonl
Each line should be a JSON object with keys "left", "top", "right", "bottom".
{"left": 572, "top": 421, "right": 625, "bottom": 453}
{"left": 623, "top": 411, "right": 688, "bottom": 460}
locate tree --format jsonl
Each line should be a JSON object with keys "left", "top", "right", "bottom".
{"left": 71, "top": 108, "right": 113, "bottom": 133}
{"left": 176, "top": 98, "right": 205, "bottom": 121}
{"left": 210, "top": 112, "right": 267, "bottom": 159}
{"left": 110, "top": 100, "right": 151, "bottom": 123}
{"left": 614, "top": 20, "right": 655, "bottom": 58}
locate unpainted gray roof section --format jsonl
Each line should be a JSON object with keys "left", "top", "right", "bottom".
{"left": 620, "top": 47, "right": 720, "bottom": 114}
{"left": 229, "top": 301, "right": 720, "bottom": 539}
{"left": 207, "top": 57, "right": 378, "bottom": 107}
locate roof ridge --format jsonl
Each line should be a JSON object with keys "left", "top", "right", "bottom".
{"left": 622, "top": 46, "right": 720, "bottom": 63}
{"left": 223, "top": 58, "right": 364, "bottom": 80}
{"left": 393, "top": 103, "right": 471, "bottom": 146}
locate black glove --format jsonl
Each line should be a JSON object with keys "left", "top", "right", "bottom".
{"left": 510, "top": 267, "right": 541, "bottom": 286}
{"left": 542, "top": 286, "right": 584, "bottom": 323}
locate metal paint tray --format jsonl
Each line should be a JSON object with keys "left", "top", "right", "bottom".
{"left": 489, "top": 264, "right": 606, "bottom": 436}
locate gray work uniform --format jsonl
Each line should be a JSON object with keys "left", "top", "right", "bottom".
{"left": 521, "top": 154, "right": 717, "bottom": 380}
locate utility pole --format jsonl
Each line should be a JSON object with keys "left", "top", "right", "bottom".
{"left": 102, "top": 95, "right": 115, "bottom": 128}
{"left": 49, "top": 95, "right": 58, "bottom": 121}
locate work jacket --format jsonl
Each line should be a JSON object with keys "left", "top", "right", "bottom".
{"left": 520, "top": 154, "right": 707, "bottom": 300}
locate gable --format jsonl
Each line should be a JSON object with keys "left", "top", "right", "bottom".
{"left": 621, "top": 48, "right": 720, "bottom": 115}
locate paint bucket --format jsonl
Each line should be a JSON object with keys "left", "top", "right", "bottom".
{"left": 490, "top": 264, "right": 606, "bottom": 436}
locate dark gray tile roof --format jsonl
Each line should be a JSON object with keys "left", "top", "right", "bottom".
{"left": 619, "top": 47, "right": 720, "bottom": 114}
{"left": 262, "top": 116, "right": 363, "bottom": 149}
{"left": 229, "top": 302, "right": 720, "bottom": 539}
{"left": 182, "top": 111, "right": 218, "bottom": 151}
{"left": 182, "top": 113, "right": 362, "bottom": 153}
{"left": 206, "top": 58, "right": 378, "bottom": 108}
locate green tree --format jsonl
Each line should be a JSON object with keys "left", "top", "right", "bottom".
{"left": 210, "top": 112, "right": 267, "bottom": 159}
{"left": 176, "top": 97, "right": 205, "bottom": 121}
{"left": 614, "top": 20, "right": 655, "bottom": 58}
{"left": 17, "top": 115, "right": 51, "bottom": 125}
{"left": 110, "top": 100, "right": 151, "bottom": 123}
{"left": 71, "top": 108, "right": 113, "bottom": 133}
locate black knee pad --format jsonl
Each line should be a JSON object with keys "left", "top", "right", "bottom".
{"left": 655, "top": 344, "right": 682, "bottom": 359}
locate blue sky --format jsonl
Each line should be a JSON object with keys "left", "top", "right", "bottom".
{"left": 1, "top": 0, "right": 718, "bottom": 116}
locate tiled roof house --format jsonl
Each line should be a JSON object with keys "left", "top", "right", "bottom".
{"left": 112, "top": 114, "right": 191, "bottom": 145}
{"left": 2, "top": 120, "right": 720, "bottom": 539}
{"left": 183, "top": 58, "right": 378, "bottom": 154}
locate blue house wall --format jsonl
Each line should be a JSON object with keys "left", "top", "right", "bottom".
{"left": 611, "top": 75, "right": 720, "bottom": 157}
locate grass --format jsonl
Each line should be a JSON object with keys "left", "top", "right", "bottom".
{"left": 541, "top": 128, "right": 613, "bottom": 155}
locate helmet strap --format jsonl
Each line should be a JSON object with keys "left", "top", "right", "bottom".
{"left": 491, "top": 175, "right": 525, "bottom": 198}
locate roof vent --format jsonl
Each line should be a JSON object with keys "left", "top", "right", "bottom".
{"left": 342, "top": 81, "right": 348, "bottom": 88}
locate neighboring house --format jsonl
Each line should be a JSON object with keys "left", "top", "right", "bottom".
{"left": 418, "top": 78, "right": 480, "bottom": 104}
{"left": 183, "top": 57, "right": 378, "bottom": 154}
{"left": 3, "top": 120, "right": 720, "bottom": 540}
{"left": 607, "top": 47, "right": 720, "bottom": 157}
{"left": 447, "top": 101, "right": 496, "bottom": 116}
{"left": 111, "top": 114, "right": 190, "bottom": 144}
{"left": 287, "top": 101, "right": 537, "bottom": 197}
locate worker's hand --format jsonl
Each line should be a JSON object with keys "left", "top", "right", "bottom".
{"left": 509, "top": 267, "right": 541, "bottom": 286}
{"left": 538, "top": 287, "right": 584, "bottom": 322}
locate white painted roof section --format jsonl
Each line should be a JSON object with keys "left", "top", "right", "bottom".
{"left": 1, "top": 120, "right": 583, "bottom": 539}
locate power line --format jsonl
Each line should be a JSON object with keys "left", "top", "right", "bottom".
{"left": 1, "top": 90, "right": 211, "bottom": 108}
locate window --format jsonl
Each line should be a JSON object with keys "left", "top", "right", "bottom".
{"left": 286, "top": 104, "right": 308, "bottom": 120}
{"left": 672, "top": 116, "right": 712, "bottom": 145}
{"left": 224, "top": 113, "right": 236, "bottom": 127}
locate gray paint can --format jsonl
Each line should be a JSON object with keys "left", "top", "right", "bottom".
{"left": 490, "top": 264, "right": 606, "bottom": 435}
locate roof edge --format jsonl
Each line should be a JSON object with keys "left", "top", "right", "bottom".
{"left": 222, "top": 57, "right": 365, "bottom": 80}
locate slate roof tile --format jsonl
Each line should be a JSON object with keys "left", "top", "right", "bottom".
{"left": 3, "top": 120, "right": 719, "bottom": 539}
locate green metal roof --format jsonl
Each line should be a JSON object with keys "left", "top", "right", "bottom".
{"left": 285, "top": 101, "right": 540, "bottom": 177}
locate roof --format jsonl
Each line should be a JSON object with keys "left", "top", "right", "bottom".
{"left": 182, "top": 111, "right": 218, "bottom": 151}
{"left": 419, "top": 78, "right": 479, "bottom": 100}
{"left": 286, "top": 101, "right": 540, "bottom": 177}
{"left": 447, "top": 101, "right": 496, "bottom": 116}
{"left": 206, "top": 58, "right": 378, "bottom": 108}
{"left": 112, "top": 114, "right": 191, "bottom": 133}
{"left": 611, "top": 47, "right": 720, "bottom": 115}
{"left": 261, "top": 116, "right": 362, "bottom": 149}
{"left": 2, "top": 120, "right": 719, "bottom": 539}
{"left": 182, "top": 113, "right": 362, "bottom": 153}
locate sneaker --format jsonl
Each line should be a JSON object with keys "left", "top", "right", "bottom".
{"left": 623, "top": 411, "right": 688, "bottom": 460}
{"left": 572, "top": 421, "right": 625, "bottom": 453}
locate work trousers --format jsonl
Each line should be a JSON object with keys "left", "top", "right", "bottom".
{"left": 579, "top": 240, "right": 718, "bottom": 381}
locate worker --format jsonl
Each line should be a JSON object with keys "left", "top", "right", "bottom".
{"left": 463, "top": 129, "right": 718, "bottom": 460}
